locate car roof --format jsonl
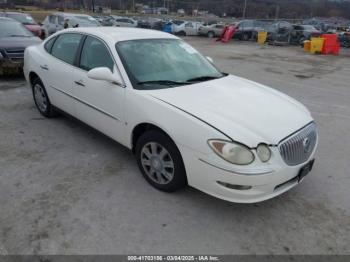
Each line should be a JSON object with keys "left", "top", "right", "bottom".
{"left": 62, "top": 27, "right": 178, "bottom": 42}
{"left": 53, "top": 12, "right": 92, "bottom": 17}
{"left": 4, "top": 11, "right": 28, "bottom": 15}
{"left": 0, "top": 17, "right": 18, "bottom": 22}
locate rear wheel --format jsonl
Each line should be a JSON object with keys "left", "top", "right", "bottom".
{"left": 207, "top": 31, "right": 215, "bottom": 38}
{"left": 299, "top": 37, "right": 306, "bottom": 46}
{"left": 136, "top": 130, "right": 187, "bottom": 192}
{"left": 32, "top": 78, "right": 59, "bottom": 118}
{"left": 178, "top": 31, "right": 186, "bottom": 36}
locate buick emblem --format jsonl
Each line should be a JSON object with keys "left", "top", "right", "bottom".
{"left": 303, "top": 137, "right": 311, "bottom": 153}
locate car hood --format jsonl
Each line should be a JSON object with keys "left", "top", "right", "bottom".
{"left": 0, "top": 36, "right": 42, "bottom": 49}
{"left": 148, "top": 75, "right": 313, "bottom": 147}
{"left": 24, "top": 24, "right": 41, "bottom": 31}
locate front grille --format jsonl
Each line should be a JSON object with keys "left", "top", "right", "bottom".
{"left": 4, "top": 48, "right": 25, "bottom": 60}
{"left": 278, "top": 122, "right": 317, "bottom": 166}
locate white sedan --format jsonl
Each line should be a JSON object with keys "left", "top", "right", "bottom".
{"left": 23, "top": 27, "right": 318, "bottom": 203}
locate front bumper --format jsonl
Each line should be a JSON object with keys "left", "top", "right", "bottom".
{"left": 0, "top": 59, "right": 24, "bottom": 74}
{"left": 179, "top": 145, "right": 317, "bottom": 203}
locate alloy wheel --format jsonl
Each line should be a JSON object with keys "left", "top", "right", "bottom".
{"left": 33, "top": 84, "right": 48, "bottom": 113}
{"left": 140, "top": 142, "right": 175, "bottom": 185}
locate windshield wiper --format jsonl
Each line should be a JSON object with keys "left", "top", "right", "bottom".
{"left": 137, "top": 80, "right": 188, "bottom": 86}
{"left": 9, "top": 34, "right": 31, "bottom": 37}
{"left": 186, "top": 75, "right": 222, "bottom": 83}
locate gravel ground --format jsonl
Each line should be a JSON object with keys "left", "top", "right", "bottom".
{"left": 0, "top": 37, "right": 350, "bottom": 255}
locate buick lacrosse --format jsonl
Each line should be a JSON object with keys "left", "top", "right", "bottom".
{"left": 24, "top": 28, "right": 318, "bottom": 203}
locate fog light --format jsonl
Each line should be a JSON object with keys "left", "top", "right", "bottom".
{"left": 217, "top": 181, "right": 252, "bottom": 190}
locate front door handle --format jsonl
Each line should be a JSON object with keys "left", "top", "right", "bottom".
{"left": 74, "top": 80, "right": 85, "bottom": 87}
{"left": 40, "top": 65, "right": 49, "bottom": 70}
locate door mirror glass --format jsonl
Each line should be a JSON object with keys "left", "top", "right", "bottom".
{"left": 206, "top": 56, "right": 213, "bottom": 63}
{"left": 87, "top": 67, "right": 123, "bottom": 86}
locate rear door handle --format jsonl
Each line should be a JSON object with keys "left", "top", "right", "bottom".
{"left": 40, "top": 65, "right": 49, "bottom": 70}
{"left": 74, "top": 80, "right": 85, "bottom": 87}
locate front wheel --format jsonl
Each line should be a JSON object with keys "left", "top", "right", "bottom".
{"left": 135, "top": 130, "right": 187, "bottom": 192}
{"left": 242, "top": 32, "right": 250, "bottom": 41}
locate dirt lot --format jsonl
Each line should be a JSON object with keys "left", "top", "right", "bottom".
{"left": 0, "top": 38, "right": 350, "bottom": 255}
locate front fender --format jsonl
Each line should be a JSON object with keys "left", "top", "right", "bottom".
{"left": 124, "top": 89, "right": 228, "bottom": 155}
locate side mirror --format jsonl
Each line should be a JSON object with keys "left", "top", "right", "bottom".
{"left": 87, "top": 67, "right": 124, "bottom": 86}
{"left": 206, "top": 56, "right": 213, "bottom": 63}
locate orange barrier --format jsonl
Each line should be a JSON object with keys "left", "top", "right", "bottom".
{"left": 304, "top": 40, "right": 311, "bottom": 52}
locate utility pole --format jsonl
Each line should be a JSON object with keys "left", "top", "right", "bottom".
{"left": 242, "top": 0, "right": 247, "bottom": 19}
{"left": 275, "top": 5, "right": 280, "bottom": 21}
{"left": 91, "top": 0, "right": 95, "bottom": 13}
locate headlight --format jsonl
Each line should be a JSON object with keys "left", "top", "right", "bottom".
{"left": 256, "top": 143, "right": 271, "bottom": 162}
{"left": 208, "top": 140, "right": 255, "bottom": 165}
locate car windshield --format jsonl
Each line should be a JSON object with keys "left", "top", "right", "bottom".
{"left": 116, "top": 39, "right": 224, "bottom": 89}
{"left": 302, "top": 25, "right": 317, "bottom": 31}
{"left": 73, "top": 15, "right": 100, "bottom": 26}
{"left": 7, "top": 13, "right": 37, "bottom": 25}
{"left": 173, "top": 20, "right": 184, "bottom": 25}
{"left": 0, "top": 21, "right": 34, "bottom": 37}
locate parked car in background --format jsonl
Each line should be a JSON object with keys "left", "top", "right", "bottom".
{"left": 41, "top": 13, "right": 100, "bottom": 37}
{"left": 266, "top": 21, "right": 293, "bottom": 45}
{"left": 93, "top": 15, "right": 112, "bottom": 26}
{"left": 339, "top": 32, "right": 350, "bottom": 47}
{"left": 233, "top": 20, "right": 268, "bottom": 41}
{"left": 289, "top": 25, "right": 321, "bottom": 45}
{"left": 170, "top": 20, "right": 185, "bottom": 33}
{"left": 267, "top": 22, "right": 321, "bottom": 45}
{"left": 302, "top": 19, "right": 335, "bottom": 33}
{"left": 110, "top": 16, "right": 137, "bottom": 27}
{"left": 24, "top": 27, "right": 318, "bottom": 203}
{"left": 174, "top": 21, "right": 203, "bottom": 36}
{"left": 0, "top": 12, "right": 43, "bottom": 38}
{"left": 198, "top": 23, "right": 225, "bottom": 38}
{"left": 0, "top": 17, "right": 41, "bottom": 74}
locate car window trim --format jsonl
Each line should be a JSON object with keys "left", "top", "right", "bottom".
{"left": 44, "top": 36, "right": 58, "bottom": 54}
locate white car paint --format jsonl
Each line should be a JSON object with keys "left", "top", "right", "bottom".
{"left": 173, "top": 21, "right": 203, "bottom": 36}
{"left": 23, "top": 27, "right": 318, "bottom": 203}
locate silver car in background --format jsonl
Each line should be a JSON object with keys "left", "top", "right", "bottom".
{"left": 42, "top": 12, "right": 100, "bottom": 37}
{"left": 109, "top": 16, "right": 137, "bottom": 27}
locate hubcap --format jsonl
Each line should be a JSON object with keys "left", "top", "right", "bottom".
{"left": 34, "top": 84, "right": 47, "bottom": 112}
{"left": 140, "top": 142, "right": 175, "bottom": 185}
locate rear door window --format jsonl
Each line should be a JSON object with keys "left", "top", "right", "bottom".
{"left": 57, "top": 16, "right": 64, "bottom": 25}
{"left": 48, "top": 15, "right": 56, "bottom": 24}
{"left": 51, "top": 33, "right": 83, "bottom": 65}
{"left": 44, "top": 37, "right": 56, "bottom": 53}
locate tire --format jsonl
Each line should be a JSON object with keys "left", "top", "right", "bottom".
{"left": 299, "top": 37, "right": 306, "bottom": 46}
{"left": 242, "top": 32, "right": 250, "bottom": 41}
{"left": 207, "top": 31, "right": 215, "bottom": 38}
{"left": 135, "top": 130, "right": 187, "bottom": 192}
{"left": 32, "top": 78, "right": 59, "bottom": 118}
{"left": 178, "top": 31, "right": 186, "bottom": 36}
